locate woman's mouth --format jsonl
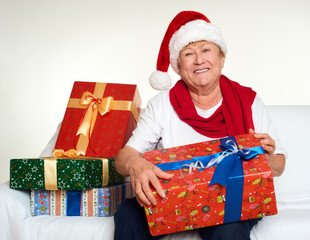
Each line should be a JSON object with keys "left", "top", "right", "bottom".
{"left": 194, "top": 68, "right": 209, "bottom": 73}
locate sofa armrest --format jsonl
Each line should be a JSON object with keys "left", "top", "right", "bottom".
{"left": 0, "top": 181, "right": 30, "bottom": 240}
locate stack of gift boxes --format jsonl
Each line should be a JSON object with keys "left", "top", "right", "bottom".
{"left": 9, "top": 81, "right": 141, "bottom": 217}
{"left": 9, "top": 81, "right": 278, "bottom": 235}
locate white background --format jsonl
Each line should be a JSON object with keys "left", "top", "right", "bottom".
{"left": 1, "top": 0, "right": 310, "bottom": 184}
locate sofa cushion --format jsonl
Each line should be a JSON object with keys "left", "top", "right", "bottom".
{"left": 267, "top": 106, "right": 310, "bottom": 202}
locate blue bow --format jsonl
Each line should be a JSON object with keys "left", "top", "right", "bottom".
{"left": 193, "top": 139, "right": 263, "bottom": 187}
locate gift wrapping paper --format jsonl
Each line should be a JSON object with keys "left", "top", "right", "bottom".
{"left": 54, "top": 81, "right": 141, "bottom": 158}
{"left": 30, "top": 182, "right": 134, "bottom": 217}
{"left": 143, "top": 134, "right": 277, "bottom": 236}
{"left": 10, "top": 157, "right": 124, "bottom": 190}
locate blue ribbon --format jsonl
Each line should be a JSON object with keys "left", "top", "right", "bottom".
{"left": 155, "top": 152, "right": 223, "bottom": 172}
{"left": 155, "top": 136, "right": 265, "bottom": 223}
{"left": 217, "top": 137, "right": 264, "bottom": 223}
{"left": 66, "top": 191, "right": 82, "bottom": 216}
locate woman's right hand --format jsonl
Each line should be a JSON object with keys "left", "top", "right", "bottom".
{"left": 115, "top": 146, "right": 174, "bottom": 206}
{"left": 129, "top": 156, "right": 174, "bottom": 206}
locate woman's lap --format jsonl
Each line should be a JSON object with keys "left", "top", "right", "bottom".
{"left": 114, "top": 197, "right": 260, "bottom": 240}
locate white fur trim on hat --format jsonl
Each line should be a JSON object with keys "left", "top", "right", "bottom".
{"left": 149, "top": 71, "right": 172, "bottom": 91}
{"left": 169, "top": 20, "right": 227, "bottom": 74}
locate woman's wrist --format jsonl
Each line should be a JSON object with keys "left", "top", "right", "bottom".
{"left": 269, "top": 153, "right": 285, "bottom": 177}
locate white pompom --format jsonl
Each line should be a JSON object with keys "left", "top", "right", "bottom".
{"left": 149, "top": 71, "right": 172, "bottom": 91}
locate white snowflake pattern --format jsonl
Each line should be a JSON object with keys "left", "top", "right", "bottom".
{"left": 22, "top": 159, "right": 29, "bottom": 165}
{"left": 32, "top": 166, "right": 38, "bottom": 172}
{"left": 80, "top": 165, "right": 86, "bottom": 172}
{"left": 10, "top": 181, "right": 18, "bottom": 188}
{"left": 24, "top": 173, "right": 32, "bottom": 181}
{"left": 57, "top": 180, "right": 66, "bottom": 189}
{"left": 68, "top": 159, "right": 77, "bottom": 165}
{"left": 72, "top": 172, "right": 82, "bottom": 181}
{"left": 90, "top": 163, "right": 95, "bottom": 170}
{"left": 37, "top": 180, "right": 44, "bottom": 187}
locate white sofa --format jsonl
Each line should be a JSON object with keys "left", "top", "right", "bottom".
{"left": 1, "top": 105, "right": 310, "bottom": 240}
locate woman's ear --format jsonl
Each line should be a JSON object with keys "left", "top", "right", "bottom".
{"left": 221, "top": 54, "right": 226, "bottom": 68}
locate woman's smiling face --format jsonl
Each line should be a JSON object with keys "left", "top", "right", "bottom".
{"left": 178, "top": 40, "right": 225, "bottom": 93}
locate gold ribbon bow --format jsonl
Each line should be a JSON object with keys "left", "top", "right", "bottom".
{"left": 77, "top": 92, "right": 113, "bottom": 137}
{"left": 52, "top": 149, "right": 84, "bottom": 158}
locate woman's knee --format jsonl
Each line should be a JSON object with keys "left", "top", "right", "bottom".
{"left": 199, "top": 219, "right": 260, "bottom": 240}
{"left": 115, "top": 198, "right": 141, "bottom": 220}
{"left": 114, "top": 197, "right": 153, "bottom": 240}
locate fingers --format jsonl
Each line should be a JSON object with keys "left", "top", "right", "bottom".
{"left": 129, "top": 158, "right": 174, "bottom": 207}
{"left": 148, "top": 167, "right": 173, "bottom": 199}
{"left": 250, "top": 131, "right": 276, "bottom": 155}
{"left": 132, "top": 172, "right": 156, "bottom": 206}
{"left": 149, "top": 170, "right": 167, "bottom": 199}
{"left": 154, "top": 166, "right": 174, "bottom": 179}
{"left": 261, "top": 136, "right": 276, "bottom": 155}
{"left": 135, "top": 195, "right": 144, "bottom": 206}
{"left": 248, "top": 128, "right": 255, "bottom": 134}
{"left": 131, "top": 181, "right": 145, "bottom": 206}
{"left": 131, "top": 166, "right": 169, "bottom": 207}
{"left": 261, "top": 143, "right": 275, "bottom": 155}
{"left": 135, "top": 181, "right": 156, "bottom": 206}
{"left": 254, "top": 133, "right": 275, "bottom": 146}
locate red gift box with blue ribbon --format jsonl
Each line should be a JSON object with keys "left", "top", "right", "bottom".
{"left": 143, "top": 133, "right": 278, "bottom": 236}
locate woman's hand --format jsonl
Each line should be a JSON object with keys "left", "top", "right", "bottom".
{"left": 129, "top": 156, "right": 174, "bottom": 206}
{"left": 115, "top": 146, "right": 174, "bottom": 206}
{"left": 249, "top": 129, "right": 285, "bottom": 176}
{"left": 249, "top": 129, "right": 275, "bottom": 158}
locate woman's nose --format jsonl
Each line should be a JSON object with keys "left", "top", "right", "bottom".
{"left": 194, "top": 53, "right": 205, "bottom": 65}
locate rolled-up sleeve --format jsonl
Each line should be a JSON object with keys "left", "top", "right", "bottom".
{"left": 126, "top": 94, "right": 163, "bottom": 154}
{"left": 252, "top": 96, "right": 287, "bottom": 157}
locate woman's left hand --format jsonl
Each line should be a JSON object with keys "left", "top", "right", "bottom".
{"left": 249, "top": 129, "right": 275, "bottom": 158}
{"left": 249, "top": 128, "right": 285, "bottom": 176}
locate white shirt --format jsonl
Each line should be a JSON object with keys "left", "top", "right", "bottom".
{"left": 126, "top": 90, "right": 286, "bottom": 156}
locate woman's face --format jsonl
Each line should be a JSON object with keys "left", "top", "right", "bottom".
{"left": 178, "top": 41, "right": 225, "bottom": 93}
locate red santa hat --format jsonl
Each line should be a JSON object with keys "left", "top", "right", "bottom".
{"left": 149, "top": 11, "right": 227, "bottom": 90}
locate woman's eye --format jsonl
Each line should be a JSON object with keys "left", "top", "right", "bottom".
{"left": 203, "top": 48, "right": 210, "bottom": 53}
{"left": 184, "top": 52, "right": 193, "bottom": 56}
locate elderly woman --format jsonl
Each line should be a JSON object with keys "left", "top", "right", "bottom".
{"left": 114, "top": 11, "right": 285, "bottom": 240}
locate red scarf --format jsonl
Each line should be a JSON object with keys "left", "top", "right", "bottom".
{"left": 169, "top": 75, "right": 256, "bottom": 138}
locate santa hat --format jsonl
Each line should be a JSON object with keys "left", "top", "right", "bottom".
{"left": 149, "top": 11, "right": 227, "bottom": 91}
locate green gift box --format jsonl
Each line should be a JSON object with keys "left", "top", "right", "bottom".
{"left": 10, "top": 157, "right": 124, "bottom": 190}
